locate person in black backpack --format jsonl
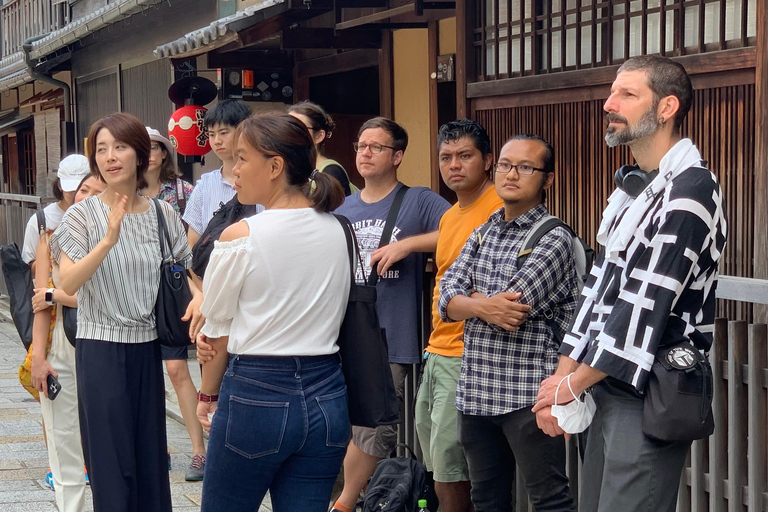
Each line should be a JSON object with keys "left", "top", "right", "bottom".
{"left": 440, "top": 135, "right": 578, "bottom": 512}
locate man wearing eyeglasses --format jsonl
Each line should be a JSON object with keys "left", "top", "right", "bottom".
{"left": 439, "top": 134, "right": 578, "bottom": 511}
{"left": 331, "top": 117, "right": 450, "bottom": 512}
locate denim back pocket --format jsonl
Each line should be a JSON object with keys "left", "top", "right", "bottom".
{"left": 316, "top": 388, "right": 351, "bottom": 448}
{"left": 226, "top": 396, "right": 289, "bottom": 459}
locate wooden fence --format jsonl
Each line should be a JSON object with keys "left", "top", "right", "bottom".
{"left": 490, "top": 276, "right": 768, "bottom": 511}
{"left": 0, "top": 192, "right": 44, "bottom": 294}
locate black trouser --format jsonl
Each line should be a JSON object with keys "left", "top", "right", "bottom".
{"left": 76, "top": 339, "right": 171, "bottom": 512}
{"left": 458, "top": 408, "right": 576, "bottom": 512}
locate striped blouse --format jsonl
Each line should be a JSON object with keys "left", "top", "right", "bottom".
{"left": 50, "top": 196, "right": 192, "bottom": 343}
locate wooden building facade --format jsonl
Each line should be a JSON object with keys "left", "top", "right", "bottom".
{"left": 455, "top": 0, "right": 766, "bottom": 320}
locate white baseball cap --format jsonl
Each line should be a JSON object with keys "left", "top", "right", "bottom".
{"left": 57, "top": 154, "right": 91, "bottom": 192}
{"left": 146, "top": 126, "right": 177, "bottom": 161}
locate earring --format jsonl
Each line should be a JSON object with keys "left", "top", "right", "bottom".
{"left": 658, "top": 117, "right": 665, "bottom": 126}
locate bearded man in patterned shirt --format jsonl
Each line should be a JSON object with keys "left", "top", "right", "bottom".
{"left": 533, "top": 55, "right": 727, "bottom": 512}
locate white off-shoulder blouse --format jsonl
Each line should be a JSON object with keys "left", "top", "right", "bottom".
{"left": 200, "top": 208, "right": 350, "bottom": 356}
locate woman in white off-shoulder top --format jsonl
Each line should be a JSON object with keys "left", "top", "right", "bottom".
{"left": 195, "top": 113, "right": 350, "bottom": 512}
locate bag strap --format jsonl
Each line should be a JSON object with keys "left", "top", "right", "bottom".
{"left": 394, "top": 442, "right": 418, "bottom": 460}
{"left": 36, "top": 209, "right": 46, "bottom": 235}
{"left": 476, "top": 221, "right": 493, "bottom": 246}
{"left": 174, "top": 178, "right": 187, "bottom": 215}
{"left": 152, "top": 199, "right": 174, "bottom": 263}
{"left": 334, "top": 214, "right": 367, "bottom": 287}
{"left": 369, "top": 184, "right": 409, "bottom": 286}
{"left": 516, "top": 214, "right": 572, "bottom": 345}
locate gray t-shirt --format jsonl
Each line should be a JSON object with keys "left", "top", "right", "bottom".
{"left": 50, "top": 197, "right": 191, "bottom": 343}
{"left": 335, "top": 183, "right": 450, "bottom": 364}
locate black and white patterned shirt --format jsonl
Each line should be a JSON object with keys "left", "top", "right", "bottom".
{"left": 560, "top": 166, "right": 727, "bottom": 391}
{"left": 439, "top": 204, "right": 580, "bottom": 416}
{"left": 50, "top": 197, "right": 191, "bottom": 343}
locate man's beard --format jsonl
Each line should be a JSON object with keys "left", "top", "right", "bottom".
{"left": 604, "top": 103, "right": 659, "bottom": 148}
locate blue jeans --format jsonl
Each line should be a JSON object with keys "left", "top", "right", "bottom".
{"left": 201, "top": 354, "right": 350, "bottom": 512}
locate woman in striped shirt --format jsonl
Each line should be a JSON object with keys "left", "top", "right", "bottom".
{"left": 51, "top": 113, "right": 194, "bottom": 512}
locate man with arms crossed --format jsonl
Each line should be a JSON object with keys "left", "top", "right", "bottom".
{"left": 533, "top": 55, "right": 727, "bottom": 512}
{"left": 440, "top": 134, "right": 578, "bottom": 512}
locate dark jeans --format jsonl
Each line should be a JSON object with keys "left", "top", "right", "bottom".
{"left": 76, "top": 339, "right": 171, "bottom": 512}
{"left": 579, "top": 378, "right": 691, "bottom": 512}
{"left": 458, "top": 408, "right": 576, "bottom": 512}
{"left": 201, "top": 354, "right": 350, "bottom": 512}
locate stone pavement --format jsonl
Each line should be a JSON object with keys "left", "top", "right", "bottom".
{"left": 0, "top": 303, "right": 274, "bottom": 511}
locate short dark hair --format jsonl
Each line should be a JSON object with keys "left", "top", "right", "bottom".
{"left": 237, "top": 113, "right": 344, "bottom": 213}
{"left": 437, "top": 119, "right": 492, "bottom": 156}
{"left": 507, "top": 134, "right": 555, "bottom": 173}
{"left": 358, "top": 117, "right": 408, "bottom": 153}
{"left": 203, "top": 99, "right": 252, "bottom": 131}
{"left": 86, "top": 113, "right": 151, "bottom": 190}
{"left": 617, "top": 55, "right": 693, "bottom": 131}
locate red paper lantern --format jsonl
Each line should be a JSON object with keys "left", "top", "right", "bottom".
{"left": 168, "top": 105, "right": 210, "bottom": 156}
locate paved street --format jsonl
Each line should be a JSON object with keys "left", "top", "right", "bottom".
{"left": 0, "top": 313, "right": 274, "bottom": 511}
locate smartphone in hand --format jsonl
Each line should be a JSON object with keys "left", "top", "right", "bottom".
{"left": 46, "top": 374, "right": 61, "bottom": 401}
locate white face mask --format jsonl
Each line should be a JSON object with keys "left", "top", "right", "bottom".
{"left": 550, "top": 374, "right": 596, "bottom": 434}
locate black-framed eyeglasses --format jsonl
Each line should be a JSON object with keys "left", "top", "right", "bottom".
{"left": 353, "top": 142, "right": 397, "bottom": 154}
{"left": 493, "top": 162, "right": 545, "bottom": 175}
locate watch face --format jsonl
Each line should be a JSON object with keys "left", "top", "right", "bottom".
{"left": 45, "top": 291, "right": 53, "bottom": 303}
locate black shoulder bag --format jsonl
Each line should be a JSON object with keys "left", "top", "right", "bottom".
{"left": 642, "top": 340, "right": 714, "bottom": 442}
{"left": 153, "top": 199, "right": 193, "bottom": 347}
{"left": 332, "top": 184, "right": 408, "bottom": 427}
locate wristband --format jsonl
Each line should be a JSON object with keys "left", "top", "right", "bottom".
{"left": 45, "top": 288, "right": 55, "bottom": 306}
{"left": 197, "top": 391, "right": 219, "bottom": 403}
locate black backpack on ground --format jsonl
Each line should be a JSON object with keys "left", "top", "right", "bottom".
{"left": 362, "top": 444, "right": 427, "bottom": 512}
{"left": 0, "top": 210, "right": 45, "bottom": 350}
{"left": 190, "top": 196, "right": 260, "bottom": 278}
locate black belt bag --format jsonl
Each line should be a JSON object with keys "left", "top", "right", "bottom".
{"left": 642, "top": 341, "right": 714, "bottom": 442}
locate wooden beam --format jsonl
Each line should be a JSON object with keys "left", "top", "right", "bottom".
{"left": 379, "top": 30, "right": 394, "bottom": 119}
{"left": 335, "top": 0, "right": 387, "bottom": 6}
{"left": 336, "top": 4, "right": 414, "bottom": 30}
{"left": 467, "top": 47, "right": 757, "bottom": 99}
{"left": 296, "top": 49, "right": 379, "bottom": 78}
{"left": 238, "top": 15, "right": 287, "bottom": 48}
{"left": 282, "top": 28, "right": 382, "bottom": 49}
{"left": 455, "top": 0, "right": 474, "bottom": 118}
{"left": 471, "top": 67, "right": 756, "bottom": 111}
{"left": 428, "top": 20, "right": 440, "bottom": 192}
{"left": 754, "top": 0, "right": 768, "bottom": 322}
{"left": 207, "top": 50, "right": 292, "bottom": 70}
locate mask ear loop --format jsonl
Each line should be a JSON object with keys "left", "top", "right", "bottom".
{"left": 565, "top": 374, "right": 581, "bottom": 403}
{"left": 554, "top": 375, "right": 569, "bottom": 406}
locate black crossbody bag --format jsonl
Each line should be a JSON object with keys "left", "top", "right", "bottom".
{"left": 152, "top": 199, "right": 193, "bottom": 347}
{"left": 642, "top": 340, "right": 714, "bottom": 442}
{"left": 332, "top": 185, "right": 409, "bottom": 427}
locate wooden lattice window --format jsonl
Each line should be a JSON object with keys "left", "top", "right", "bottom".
{"left": 475, "top": 0, "right": 758, "bottom": 80}
{"left": 20, "top": 130, "right": 35, "bottom": 196}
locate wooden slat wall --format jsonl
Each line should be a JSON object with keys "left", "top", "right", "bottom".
{"left": 475, "top": 83, "right": 755, "bottom": 320}
{"left": 120, "top": 60, "right": 174, "bottom": 137}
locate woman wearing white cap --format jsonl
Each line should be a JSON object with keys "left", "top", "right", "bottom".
{"left": 21, "top": 155, "right": 91, "bottom": 271}
{"left": 142, "top": 126, "right": 207, "bottom": 481}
